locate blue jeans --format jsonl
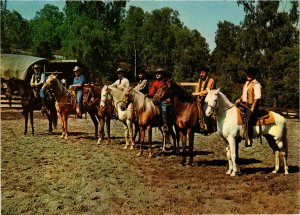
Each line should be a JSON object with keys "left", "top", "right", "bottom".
{"left": 36, "top": 87, "right": 45, "bottom": 98}
{"left": 161, "top": 101, "right": 174, "bottom": 125}
{"left": 76, "top": 90, "right": 83, "bottom": 112}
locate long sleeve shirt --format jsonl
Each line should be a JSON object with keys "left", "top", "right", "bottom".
{"left": 148, "top": 80, "right": 162, "bottom": 97}
{"left": 109, "top": 77, "right": 130, "bottom": 90}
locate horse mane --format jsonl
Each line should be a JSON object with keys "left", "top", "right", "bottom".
{"left": 170, "top": 81, "right": 195, "bottom": 103}
{"left": 131, "top": 88, "right": 159, "bottom": 117}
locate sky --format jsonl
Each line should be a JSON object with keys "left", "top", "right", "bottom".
{"left": 5, "top": 0, "right": 288, "bottom": 52}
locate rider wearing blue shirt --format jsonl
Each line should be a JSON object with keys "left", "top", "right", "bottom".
{"left": 69, "top": 66, "right": 86, "bottom": 118}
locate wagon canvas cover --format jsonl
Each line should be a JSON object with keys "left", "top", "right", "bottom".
{"left": 0, "top": 54, "right": 48, "bottom": 81}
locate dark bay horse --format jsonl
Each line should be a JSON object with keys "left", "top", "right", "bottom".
{"left": 42, "top": 74, "right": 101, "bottom": 139}
{"left": 154, "top": 79, "right": 209, "bottom": 165}
{"left": 5, "top": 77, "right": 57, "bottom": 135}
{"left": 83, "top": 84, "right": 113, "bottom": 144}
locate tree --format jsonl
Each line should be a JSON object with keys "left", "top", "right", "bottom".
{"left": 30, "top": 4, "right": 64, "bottom": 59}
{"left": 1, "top": 9, "right": 31, "bottom": 53}
{"left": 61, "top": 0, "right": 126, "bottom": 80}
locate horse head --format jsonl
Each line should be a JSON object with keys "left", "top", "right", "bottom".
{"left": 205, "top": 88, "right": 220, "bottom": 116}
{"left": 5, "top": 77, "right": 17, "bottom": 97}
{"left": 120, "top": 86, "right": 134, "bottom": 111}
{"left": 83, "top": 84, "right": 93, "bottom": 106}
{"left": 42, "top": 74, "right": 58, "bottom": 92}
{"left": 154, "top": 78, "right": 172, "bottom": 101}
{"left": 100, "top": 85, "right": 111, "bottom": 107}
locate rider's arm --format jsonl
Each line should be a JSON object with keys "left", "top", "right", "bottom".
{"left": 30, "top": 75, "right": 35, "bottom": 87}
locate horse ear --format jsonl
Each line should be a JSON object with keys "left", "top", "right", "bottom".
{"left": 216, "top": 88, "right": 221, "bottom": 93}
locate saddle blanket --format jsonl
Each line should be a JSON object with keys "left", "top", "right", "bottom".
{"left": 237, "top": 109, "right": 275, "bottom": 125}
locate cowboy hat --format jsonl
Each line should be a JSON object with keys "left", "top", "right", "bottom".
{"left": 154, "top": 68, "right": 165, "bottom": 74}
{"left": 117, "top": 68, "right": 125, "bottom": 73}
{"left": 73, "top": 66, "right": 81, "bottom": 72}
{"left": 32, "top": 64, "right": 41, "bottom": 69}
{"left": 198, "top": 66, "right": 210, "bottom": 73}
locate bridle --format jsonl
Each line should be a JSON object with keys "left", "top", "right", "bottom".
{"left": 83, "top": 86, "right": 99, "bottom": 106}
{"left": 208, "top": 94, "right": 234, "bottom": 116}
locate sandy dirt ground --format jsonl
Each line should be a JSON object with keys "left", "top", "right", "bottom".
{"left": 1, "top": 109, "right": 299, "bottom": 214}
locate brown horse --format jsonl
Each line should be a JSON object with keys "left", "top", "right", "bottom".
{"left": 83, "top": 84, "right": 113, "bottom": 144}
{"left": 5, "top": 77, "right": 57, "bottom": 135}
{"left": 154, "top": 79, "right": 208, "bottom": 165}
{"left": 42, "top": 74, "right": 100, "bottom": 139}
{"left": 119, "top": 87, "right": 179, "bottom": 157}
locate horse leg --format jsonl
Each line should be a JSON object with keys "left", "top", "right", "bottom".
{"left": 264, "top": 134, "right": 285, "bottom": 174}
{"left": 30, "top": 109, "right": 34, "bottom": 135}
{"left": 137, "top": 127, "right": 145, "bottom": 157}
{"left": 89, "top": 112, "right": 99, "bottom": 138}
{"left": 106, "top": 117, "right": 111, "bottom": 144}
{"left": 227, "top": 136, "right": 239, "bottom": 176}
{"left": 24, "top": 110, "right": 28, "bottom": 135}
{"left": 148, "top": 126, "right": 153, "bottom": 158}
{"left": 180, "top": 131, "right": 187, "bottom": 165}
{"left": 169, "top": 126, "right": 178, "bottom": 153}
{"left": 123, "top": 125, "right": 129, "bottom": 149}
{"left": 128, "top": 120, "right": 135, "bottom": 150}
{"left": 187, "top": 130, "right": 194, "bottom": 165}
{"left": 97, "top": 118, "right": 105, "bottom": 145}
{"left": 225, "top": 146, "right": 233, "bottom": 175}
{"left": 64, "top": 115, "right": 68, "bottom": 139}
{"left": 280, "top": 151, "right": 289, "bottom": 174}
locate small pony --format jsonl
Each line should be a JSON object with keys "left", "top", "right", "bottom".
{"left": 204, "top": 89, "right": 288, "bottom": 176}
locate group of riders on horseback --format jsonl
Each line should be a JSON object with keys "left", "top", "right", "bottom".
{"left": 31, "top": 62, "right": 261, "bottom": 147}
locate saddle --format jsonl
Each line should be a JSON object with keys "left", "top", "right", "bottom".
{"left": 237, "top": 108, "right": 275, "bottom": 126}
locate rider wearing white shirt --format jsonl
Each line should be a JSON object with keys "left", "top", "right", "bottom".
{"left": 236, "top": 67, "right": 262, "bottom": 147}
{"left": 109, "top": 68, "right": 130, "bottom": 90}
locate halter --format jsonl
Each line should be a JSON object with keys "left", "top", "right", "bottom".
{"left": 83, "top": 86, "right": 99, "bottom": 106}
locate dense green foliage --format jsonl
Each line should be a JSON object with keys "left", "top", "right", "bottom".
{"left": 1, "top": 0, "right": 298, "bottom": 108}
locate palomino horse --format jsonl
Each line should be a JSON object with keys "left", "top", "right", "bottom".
{"left": 5, "top": 77, "right": 57, "bottom": 135}
{"left": 42, "top": 74, "right": 99, "bottom": 139}
{"left": 119, "top": 87, "right": 179, "bottom": 157}
{"left": 204, "top": 89, "right": 288, "bottom": 176}
{"left": 83, "top": 84, "right": 113, "bottom": 144}
{"left": 100, "top": 85, "right": 136, "bottom": 149}
{"left": 154, "top": 79, "right": 210, "bottom": 165}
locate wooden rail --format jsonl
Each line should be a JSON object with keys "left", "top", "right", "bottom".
{"left": 0, "top": 94, "right": 22, "bottom": 109}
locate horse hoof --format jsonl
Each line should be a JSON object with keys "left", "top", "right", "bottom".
{"left": 123, "top": 146, "right": 128, "bottom": 150}
{"left": 97, "top": 139, "right": 101, "bottom": 145}
{"left": 284, "top": 171, "right": 289, "bottom": 175}
{"left": 272, "top": 170, "right": 278, "bottom": 174}
{"left": 226, "top": 170, "right": 232, "bottom": 175}
{"left": 137, "top": 152, "right": 142, "bottom": 157}
{"left": 230, "top": 172, "right": 236, "bottom": 177}
{"left": 130, "top": 146, "right": 134, "bottom": 150}
{"left": 148, "top": 153, "right": 153, "bottom": 158}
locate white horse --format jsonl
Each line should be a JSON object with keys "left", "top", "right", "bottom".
{"left": 100, "top": 85, "right": 135, "bottom": 149}
{"left": 204, "top": 89, "right": 288, "bottom": 176}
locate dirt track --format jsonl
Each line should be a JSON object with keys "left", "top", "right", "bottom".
{"left": 1, "top": 110, "right": 300, "bottom": 214}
